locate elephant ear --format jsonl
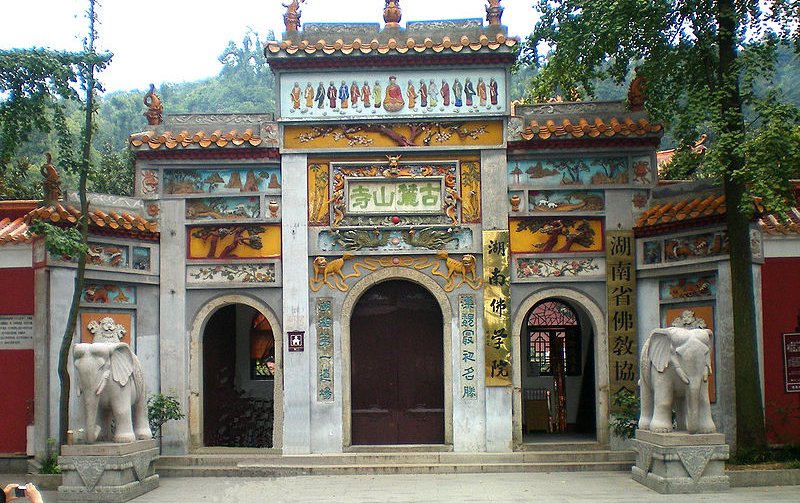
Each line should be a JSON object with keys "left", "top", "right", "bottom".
{"left": 110, "top": 343, "right": 135, "bottom": 387}
{"left": 648, "top": 329, "right": 673, "bottom": 373}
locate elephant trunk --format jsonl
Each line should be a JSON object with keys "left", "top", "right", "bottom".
{"left": 83, "top": 394, "right": 100, "bottom": 444}
{"left": 686, "top": 380, "right": 702, "bottom": 434}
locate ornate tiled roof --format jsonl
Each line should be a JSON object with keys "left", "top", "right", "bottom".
{"left": 636, "top": 194, "right": 727, "bottom": 229}
{"left": 0, "top": 217, "right": 31, "bottom": 244}
{"left": 130, "top": 129, "right": 263, "bottom": 150}
{"left": 519, "top": 117, "right": 663, "bottom": 141}
{"left": 265, "top": 32, "right": 517, "bottom": 57}
{"left": 24, "top": 204, "right": 158, "bottom": 234}
{"left": 759, "top": 208, "right": 800, "bottom": 235}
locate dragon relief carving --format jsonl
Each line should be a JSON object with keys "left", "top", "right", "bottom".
{"left": 296, "top": 122, "right": 488, "bottom": 147}
{"left": 309, "top": 252, "right": 482, "bottom": 293}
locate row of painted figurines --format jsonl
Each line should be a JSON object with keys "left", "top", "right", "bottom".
{"left": 289, "top": 76, "right": 500, "bottom": 112}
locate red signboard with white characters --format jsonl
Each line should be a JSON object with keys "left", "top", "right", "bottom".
{"left": 783, "top": 333, "right": 800, "bottom": 393}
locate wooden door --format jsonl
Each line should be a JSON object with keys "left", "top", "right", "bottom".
{"left": 351, "top": 280, "right": 444, "bottom": 444}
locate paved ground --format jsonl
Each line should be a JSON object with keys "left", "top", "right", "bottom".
{"left": 4, "top": 472, "right": 798, "bottom": 502}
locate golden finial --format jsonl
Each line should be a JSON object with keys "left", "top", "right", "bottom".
{"left": 384, "top": 0, "right": 402, "bottom": 27}
{"left": 283, "top": 0, "right": 304, "bottom": 32}
{"left": 486, "top": 0, "right": 504, "bottom": 26}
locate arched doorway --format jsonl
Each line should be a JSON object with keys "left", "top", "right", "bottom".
{"left": 350, "top": 280, "right": 444, "bottom": 445}
{"left": 521, "top": 299, "right": 596, "bottom": 439}
{"left": 202, "top": 303, "right": 276, "bottom": 447}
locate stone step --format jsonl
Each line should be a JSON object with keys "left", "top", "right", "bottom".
{"left": 155, "top": 449, "right": 635, "bottom": 476}
{"left": 156, "top": 460, "right": 634, "bottom": 477}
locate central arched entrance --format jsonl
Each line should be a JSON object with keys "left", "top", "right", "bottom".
{"left": 350, "top": 280, "right": 444, "bottom": 445}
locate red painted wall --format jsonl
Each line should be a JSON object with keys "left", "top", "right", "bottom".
{"left": 761, "top": 257, "right": 800, "bottom": 445}
{"left": 0, "top": 267, "right": 34, "bottom": 453}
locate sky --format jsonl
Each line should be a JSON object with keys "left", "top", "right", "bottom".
{"left": 0, "top": 0, "right": 537, "bottom": 94}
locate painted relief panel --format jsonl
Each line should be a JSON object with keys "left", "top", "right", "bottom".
{"left": 631, "top": 156, "right": 654, "bottom": 185}
{"left": 526, "top": 190, "right": 604, "bottom": 213}
{"left": 331, "top": 161, "right": 458, "bottom": 228}
{"left": 163, "top": 168, "right": 281, "bottom": 195}
{"left": 87, "top": 242, "right": 129, "bottom": 268}
{"left": 132, "top": 246, "right": 151, "bottom": 270}
{"left": 515, "top": 257, "right": 604, "bottom": 281}
{"left": 280, "top": 69, "right": 507, "bottom": 120}
{"left": 139, "top": 169, "right": 159, "bottom": 195}
{"left": 510, "top": 217, "right": 604, "bottom": 254}
{"left": 664, "top": 231, "right": 728, "bottom": 263}
{"left": 81, "top": 284, "right": 136, "bottom": 304}
{"left": 187, "top": 263, "right": 277, "bottom": 284}
{"left": 186, "top": 197, "right": 261, "bottom": 220}
{"left": 188, "top": 225, "right": 281, "bottom": 259}
{"left": 660, "top": 274, "right": 716, "bottom": 300}
{"left": 318, "top": 228, "right": 472, "bottom": 252}
{"left": 484, "top": 231, "right": 511, "bottom": 386}
{"left": 308, "top": 163, "right": 330, "bottom": 226}
{"left": 460, "top": 161, "right": 481, "bottom": 223}
{"left": 508, "top": 157, "right": 628, "bottom": 187}
{"left": 285, "top": 121, "right": 502, "bottom": 149}
{"left": 80, "top": 312, "right": 132, "bottom": 345}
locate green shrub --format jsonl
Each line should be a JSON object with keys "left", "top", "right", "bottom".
{"left": 610, "top": 389, "right": 640, "bottom": 439}
{"left": 39, "top": 438, "right": 61, "bottom": 474}
{"left": 147, "top": 393, "right": 185, "bottom": 439}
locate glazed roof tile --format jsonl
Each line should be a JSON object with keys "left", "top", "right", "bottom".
{"left": 759, "top": 207, "right": 800, "bottom": 235}
{"left": 265, "top": 32, "right": 517, "bottom": 57}
{"left": 519, "top": 117, "right": 663, "bottom": 141}
{"left": 24, "top": 204, "right": 158, "bottom": 234}
{"left": 0, "top": 217, "right": 32, "bottom": 244}
{"left": 635, "top": 194, "right": 727, "bottom": 229}
{"left": 130, "top": 129, "right": 263, "bottom": 150}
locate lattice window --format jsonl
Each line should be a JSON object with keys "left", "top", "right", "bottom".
{"left": 527, "top": 301, "right": 581, "bottom": 376}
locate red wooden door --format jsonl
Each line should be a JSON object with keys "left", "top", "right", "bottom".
{"left": 351, "top": 280, "right": 444, "bottom": 445}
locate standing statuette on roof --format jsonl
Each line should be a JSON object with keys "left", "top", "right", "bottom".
{"left": 628, "top": 66, "right": 647, "bottom": 112}
{"left": 486, "top": 0, "right": 504, "bottom": 26}
{"left": 143, "top": 83, "right": 163, "bottom": 126}
{"left": 384, "top": 0, "right": 402, "bottom": 27}
{"left": 283, "top": 0, "right": 304, "bottom": 32}
{"left": 40, "top": 153, "right": 62, "bottom": 204}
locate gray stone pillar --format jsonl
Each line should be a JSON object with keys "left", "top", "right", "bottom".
{"left": 158, "top": 200, "right": 188, "bottom": 454}
{"left": 481, "top": 148, "right": 512, "bottom": 452}
{"left": 281, "top": 153, "right": 311, "bottom": 454}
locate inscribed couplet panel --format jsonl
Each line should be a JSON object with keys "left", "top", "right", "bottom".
{"left": 784, "top": 333, "right": 800, "bottom": 393}
{"left": 605, "top": 231, "right": 638, "bottom": 412}
{"left": 316, "top": 298, "right": 334, "bottom": 401}
{"left": 483, "top": 230, "right": 511, "bottom": 386}
{"left": 459, "top": 295, "right": 478, "bottom": 399}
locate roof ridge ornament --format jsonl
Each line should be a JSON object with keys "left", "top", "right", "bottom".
{"left": 486, "top": 0, "right": 504, "bottom": 26}
{"left": 283, "top": 0, "right": 304, "bottom": 33}
{"left": 627, "top": 66, "right": 646, "bottom": 112}
{"left": 143, "top": 84, "right": 163, "bottom": 126}
{"left": 384, "top": 0, "right": 402, "bottom": 28}
{"left": 41, "top": 153, "right": 62, "bottom": 205}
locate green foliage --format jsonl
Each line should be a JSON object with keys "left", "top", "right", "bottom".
{"left": 27, "top": 220, "right": 89, "bottom": 258}
{"left": 609, "top": 389, "right": 640, "bottom": 440}
{"left": 38, "top": 437, "right": 61, "bottom": 474}
{"left": 147, "top": 393, "right": 185, "bottom": 439}
{"left": 729, "top": 444, "right": 800, "bottom": 466}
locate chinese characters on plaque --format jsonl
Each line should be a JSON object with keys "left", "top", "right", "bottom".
{"left": 483, "top": 230, "right": 512, "bottom": 386}
{"left": 316, "top": 298, "right": 334, "bottom": 401}
{"left": 606, "top": 231, "right": 638, "bottom": 411}
{"left": 459, "top": 295, "right": 478, "bottom": 399}
{"left": 784, "top": 333, "right": 800, "bottom": 393}
{"left": 347, "top": 179, "right": 443, "bottom": 214}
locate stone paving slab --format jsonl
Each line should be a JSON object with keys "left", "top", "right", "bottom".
{"left": 5, "top": 471, "right": 800, "bottom": 502}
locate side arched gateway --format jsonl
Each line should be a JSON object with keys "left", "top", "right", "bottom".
{"left": 511, "top": 289, "right": 609, "bottom": 446}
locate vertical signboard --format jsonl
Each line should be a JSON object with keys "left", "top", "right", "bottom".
{"left": 459, "top": 295, "right": 478, "bottom": 399}
{"left": 606, "top": 230, "right": 638, "bottom": 411}
{"left": 784, "top": 333, "right": 800, "bottom": 393}
{"left": 483, "top": 230, "right": 512, "bottom": 386}
{"left": 316, "top": 298, "right": 334, "bottom": 401}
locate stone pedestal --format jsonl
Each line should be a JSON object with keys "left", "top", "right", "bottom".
{"left": 58, "top": 440, "right": 159, "bottom": 502}
{"left": 632, "top": 430, "right": 729, "bottom": 494}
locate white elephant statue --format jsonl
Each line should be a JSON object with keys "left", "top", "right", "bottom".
{"left": 638, "top": 326, "right": 716, "bottom": 434}
{"left": 73, "top": 317, "right": 152, "bottom": 443}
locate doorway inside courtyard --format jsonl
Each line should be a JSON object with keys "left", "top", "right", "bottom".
{"left": 350, "top": 280, "right": 445, "bottom": 445}
{"left": 520, "top": 299, "right": 596, "bottom": 442}
{"left": 202, "top": 303, "right": 276, "bottom": 447}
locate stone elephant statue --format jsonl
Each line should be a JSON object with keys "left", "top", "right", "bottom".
{"left": 73, "top": 342, "right": 152, "bottom": 443}
{"left": 638, "top": 326, "right": 716, "bottom": 434}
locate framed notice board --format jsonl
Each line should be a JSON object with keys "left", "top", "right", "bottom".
{"left": 783, "top": 333, "right": 800, "bottom": 393}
